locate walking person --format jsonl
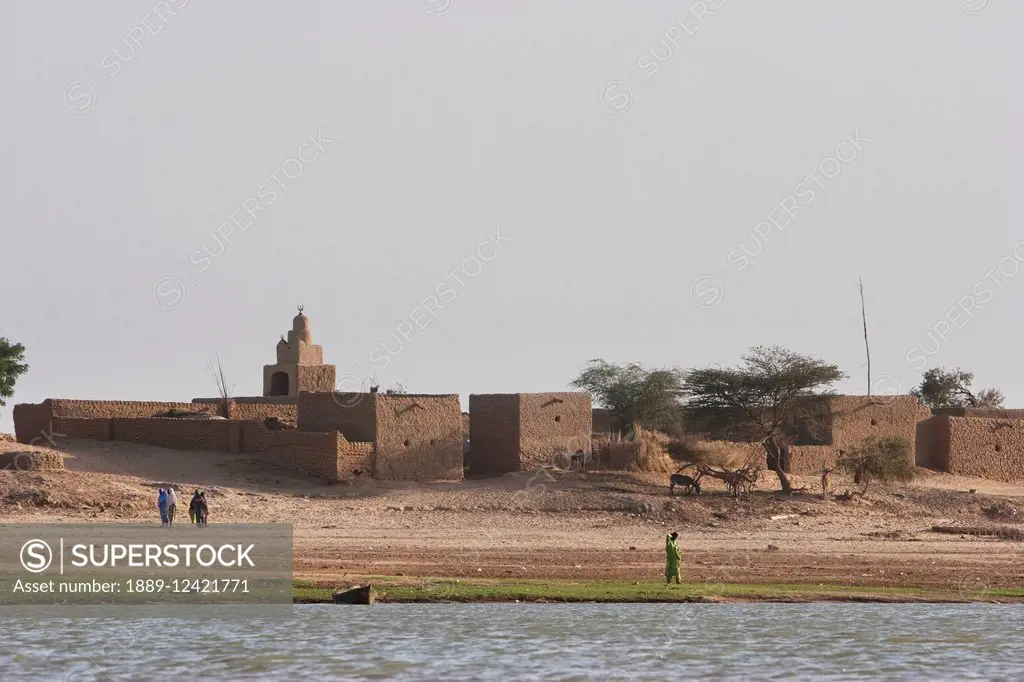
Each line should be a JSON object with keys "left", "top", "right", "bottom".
{"left": 665, "top": 532, "right": 682, "bottom": 584}
{"left": 195, "top": 491, "right": 209, "bottom": 528}
{"left": 189, "top": 490, "right": 201, "bottom": 524}
{"left": 157, "top": 488, "right": 169, "bottom": 528}
{"left": 166, "top": 487, "right": 178, "bottom": 526}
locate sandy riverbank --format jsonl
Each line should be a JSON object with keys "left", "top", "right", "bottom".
{"left": 2, "top": 438, "right": 1023, "bottom": 595}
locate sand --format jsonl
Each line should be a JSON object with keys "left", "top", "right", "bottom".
{"left": 1, "top": 438, "right": 1022, "bottom": 592}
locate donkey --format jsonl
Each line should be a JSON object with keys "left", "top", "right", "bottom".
{"left": 669, "top": 473, "right": 702, "bottom": 496}
{"left": 570, "top": 450, "right": 586, "bottom": 472}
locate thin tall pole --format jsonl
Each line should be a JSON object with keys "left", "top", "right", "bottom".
{"left": 859, "top": 277, "right": 871, "bottom": 396}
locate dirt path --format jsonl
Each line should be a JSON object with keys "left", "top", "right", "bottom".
{"left": 2, "top": 439, "right": 1022, "bottom": 592}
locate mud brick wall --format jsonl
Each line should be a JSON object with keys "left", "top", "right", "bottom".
{"left": 53, "top": 418, "right": 113, "bottom": 441}
{"left": 13, "top": 400, "right": 55, "bottom": 444}
{"left": 240, "top": 421, "right": 342, "bottom": 479}
{"left": 937, "top": 417, "right": 951, "bottom": 472}
{"left": 943, "top": 417, "right": 1024, "bottom": 482}
{"left": 296, "top": 365, "right": 337, "bottom": 393}
{"left": 229, "top": 398, "right": 297, "bottom": 422}
{"left": 191, "top": 398, "right": 226, "bottom": 410}
{"left": 784, "top": 396, "right": 928, "bottom": 475}
{"left": 932, "top": 407, "right": 1024, "bottom": 420}
{"left": 787, "top": 445, "right": 835, "bottom": 475}
{"left": 518, "top": 393, "right": 592, "bottom": 470}
{"left": 0, "top": 450, "right": 64, "bottom": 471}
{"left": 828, "top": 396, "right": 930, "bottom": 451}
{"left": 192, "top": 397, "right": 298, "bottom": 421}
{"left": 110, "top": 419, "right": 241, "bottom": 453}
{"left": 692, "top": 395, "right": 929, "bottom": 475}
{"left": 298, "top": 392, "right": 377, "bottom": 442}
{"left": 468, "top": 394, "right": 521, "bottom": 475}
{"left": 51, "top": 399, "right": 218, "bottom": 418}
{"left": 373, "top": 394, "right": 463, "bottom": 481}
{"left": 338, "top": 438, "right": 375, "bottom": 478}
{"left": 915, "top": 416, "right": 949, "bottom": 471}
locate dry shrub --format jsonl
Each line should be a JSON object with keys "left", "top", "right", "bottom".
{"left": 982, "top": 500, "right": 1019, "bottom": 522}
{"left": 666, "top": 436, "right": 754, "bottom": 470}
{"left": 608, "top": 426, "right": 675, "bottom": 473}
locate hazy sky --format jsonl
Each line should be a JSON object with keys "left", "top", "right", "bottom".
{"left": 3, "top": 0, "right": 1020, "bottom": 432}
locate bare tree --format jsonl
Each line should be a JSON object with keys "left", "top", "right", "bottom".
{"left": 696, "top": 450, "right": 763, "bottom": 499}
{"left": 207, "top": 352, "right": 234, "bottom": 417}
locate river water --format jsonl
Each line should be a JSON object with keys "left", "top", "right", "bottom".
{"left": 1, "top": 603, "right": 1022, "bottom": 681}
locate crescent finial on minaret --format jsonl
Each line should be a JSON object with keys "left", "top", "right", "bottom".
{"left": 297, "top": 304, "right": 304, "bottom": 314}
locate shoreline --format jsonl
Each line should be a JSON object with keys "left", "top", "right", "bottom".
{"left": 4, "top": 439, "right": 1023, "bottom": 603}
{"left": 292, "top": 577, "right": 1024, "bottom": 605}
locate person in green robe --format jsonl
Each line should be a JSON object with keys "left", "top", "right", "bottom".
{"left": 665, "top": 532, "right": 682, "bottom": 584}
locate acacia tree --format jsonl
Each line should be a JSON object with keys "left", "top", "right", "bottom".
{"left": 570, "top": 359, "right": 685, "bottom": 434}
{"left": 910, "top": 367, "right": 1003, "bottom": 409}
{"left": 0, "top": 336, "right": 29, "bottom": 408}
{"left": 681, "top": 346, "right": 845, "bottom": 493}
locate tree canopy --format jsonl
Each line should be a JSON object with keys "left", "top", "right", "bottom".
{"left": 0, "top": 336, "right": 29, "bottom": 408}
{"left": 681, "top": 346, "right": 845, "bottom": 492}
{"left": 910, "top": 367, "right": 1003, "bottom": 409}
{"left": 570, "top": 359, "right": 685, "bottom": 434}
{"left": 836, "top": 436, "right": 915, "bottom": 488}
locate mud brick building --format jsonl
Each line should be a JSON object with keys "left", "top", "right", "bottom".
{"left": 13, "top": 392, "right": 461, "bottom": 482}
{"left": 11, "top": 396, "right": 371, "bottom": 480}
{"left": 298, "top": 391, "right": 463, "bottom": 480}
{"left": 13, "top": 304, "right": 1024, "bottom": 484}
{"left": 467, "top": 392, "right": 592, "bottom": 475}
{"left": 262, "top": 307, "right": 336, "bottom": 397}
{"left": 695, "top": 395, "right": 1024, "bottom": 480}
{"left": 13, "top": 308, "right": 460, "bottom": 482}
{"left": 917, "top": 409, "right": 1024, "bottom": 482}
{"left": 786, "top": 395, "right": 931, "bottom": 474}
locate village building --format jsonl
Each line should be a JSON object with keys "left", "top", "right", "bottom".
{"left": 10, "top": 308, "right": 1024, "bottom": 483}
{"left": 467, "top": 392, "right": 592, "bottom": 475}
{"left": 13, "top": 308, "right": 463, "bottom": 482}
{"left": 263, "top": 306, "right": 336, "bottom": 397}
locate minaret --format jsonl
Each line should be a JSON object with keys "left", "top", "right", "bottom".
{"left": 263, "top": 305, "right": 336, "bottom": 397}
